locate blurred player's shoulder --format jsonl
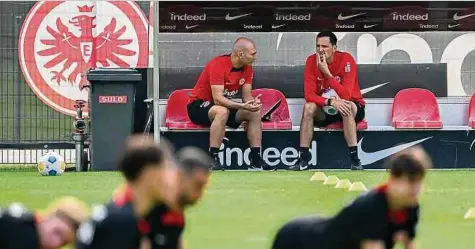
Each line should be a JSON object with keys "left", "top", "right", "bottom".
{"left": 1, "top": 203, "right": 33, "bottom": 220}
{"left": 76, "top": 203, "right": 139, "bottom": 248}
{"left": 147, "top": 203, "right": 185, "bottom": 226}
{"left": 339, "top": 187, "right": 387, "bottom": 215}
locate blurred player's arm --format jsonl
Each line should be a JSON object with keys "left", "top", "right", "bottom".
{"left": 403, "top": 205, "right": 420, "bottom": 249}
{"left": 178, "top": 238, "right": 184, "bottom": 249}
{"left": 361, "top": 240, "right": 385, "bottom": 249}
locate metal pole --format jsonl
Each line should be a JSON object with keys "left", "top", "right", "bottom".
{"left": 152, "top": 0, "right": 161, "bottom": 143}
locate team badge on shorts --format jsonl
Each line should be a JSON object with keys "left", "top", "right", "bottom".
{"left": 239, "top": 78, "right": 246, "bottom": 85}
{"left": 200, "top": 101, "right": 210, "bottom": 108}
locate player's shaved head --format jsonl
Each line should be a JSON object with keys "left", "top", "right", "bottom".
{"left": 385, "top": 146, "right": 433, "bottom": 181}
{"left": 232, "top": 37, "right": 256, "bottom": 53}
{"left": 231, "top": 37, "right": 257, "bottom": 66}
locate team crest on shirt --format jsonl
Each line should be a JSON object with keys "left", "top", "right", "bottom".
{"left": 239, "top": 78, "right": 246, "bottom": 85}
{"left": 335, "top": 76, "right": 341, "bottom": 82}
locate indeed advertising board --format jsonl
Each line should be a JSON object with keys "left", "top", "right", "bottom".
{"left": 163, "top": 130, "right": 475, "bottom": 170}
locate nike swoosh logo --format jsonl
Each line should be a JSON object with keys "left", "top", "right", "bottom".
{"left": 453, "top": 12, "right": 475, "bottom": 21}
{"left": 364, "top": 24, "right": 378, "bottom": 29}
{"left": 448, "top": 24, "right": 461, "bottom": 28}
{"left": 225, "top": 13, "right": 253, "bottom": 21}
{"left": 185, "top": 25, "right": 199, "bottom": 29}
{"left": 358, "top": 137, "right": 432, "bottom": 166}
{"left": 337, "top": 12, "right": 365, "bottom": 21}
{"left": 360, "top": 82, "right": 390, "bottom": 95}
{"left": 272, "top": 24, "right": 286, "bottom": 29}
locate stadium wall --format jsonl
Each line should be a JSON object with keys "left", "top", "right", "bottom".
{"left": 158, "top": 32, "right": 475, "bottom": 169}
{"left": 157, "top": 32, "right": 475, "bottom": 98}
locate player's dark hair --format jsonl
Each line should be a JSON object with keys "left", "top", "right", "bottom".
{"left": 385, "top": 146, "right": 432, "bottom": 181}
{"left": 117, "top": 135, "right": 166, "bottom": 182}
{"left": 316, "top": 31, "right": 338, "bottom": 46}
{"left": 176, "top": 146, "right": 212, "bottom": 175}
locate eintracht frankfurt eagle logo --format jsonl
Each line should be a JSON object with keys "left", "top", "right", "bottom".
{"left": 18, "top": 1, "right": 148, "bottom": 116}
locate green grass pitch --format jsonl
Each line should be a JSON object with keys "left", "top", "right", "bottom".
{"left": 0, "top": 169, "right": 474, "bottom": 249}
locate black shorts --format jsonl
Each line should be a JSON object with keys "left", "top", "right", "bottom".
{"left": 187, "top": 100, "right": 242, "bottom": 129}
{"left": 315, "top": 101, "right": 365, "bottom": 127}
{"left": 272, "top": 216, "right": 329, "bottom": 249}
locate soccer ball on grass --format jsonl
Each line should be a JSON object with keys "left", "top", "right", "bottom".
{"left": 38, "top": 152, "right": 66, "bottom": 176}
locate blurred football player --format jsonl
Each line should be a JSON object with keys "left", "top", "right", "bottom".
{"left": 145, "top": 146, "right": 212, "bottom": 249}
{"left": 76, "top": 135, "right": 211, "bottom": 249}
{"left": 272, "top": 146, "right": 432, "bottom": 249}
{"left": 0, "top": 196, "right": 89, "bottom": 249}
{"left": 75, "top": 135, "right": 181, "bottom": 249}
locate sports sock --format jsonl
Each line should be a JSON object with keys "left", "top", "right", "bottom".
{"left": 209, "top": 147, "right": 219, "bottom": 159}
{"left": 299, "top": 147, "right": 310, "bottom": 162}
{"left": 349, "top": 146, "right": 359, "bottom": 163}
{"left": 250, "top": 147, "right": 261, "bottom": 162}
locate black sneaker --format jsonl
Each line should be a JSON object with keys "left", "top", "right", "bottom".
{"left": 249, "top": 157, "right": 275, "bottom": 171}
{"left": 350, "top": 160, "right": 364, "bottom": 171}
{"left": 287, "top": 158, "right": 310, "bottom": 171}
{"left": 210, "top": 157, "right": 224, "bottom": 171}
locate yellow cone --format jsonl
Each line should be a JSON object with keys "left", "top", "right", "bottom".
{"left": 335, "top": 179, "right": 352, "bottom": 189}
{"left": 464, "top": 208, "right": 475, "bottom": 219}
{"left": 348, "top": 182, "right": 368, "bottom": 192}
{"left": 310, "top": 172, "right": 327, "bottom": 181}
{"left": 323, "top": 175, "right": 340, "bottom": 185}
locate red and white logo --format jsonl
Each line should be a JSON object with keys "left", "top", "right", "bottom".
{"left": 18, "top": 1, "right": 148, "bottom": 117}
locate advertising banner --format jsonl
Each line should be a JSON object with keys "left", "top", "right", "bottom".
{"left": 158, "top": 1, "right": 475, "bottom": 33}
{"left": 163, "top": 130, "right": 475, "bottom": 170}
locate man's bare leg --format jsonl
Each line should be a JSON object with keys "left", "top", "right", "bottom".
{"left": 300, "top": 103, "right": 318, "bottom": 148}
{"left": 236, "top": 109, "right": 273, "bottom": 170}
{"left": 207, "top": 106, "right": 229, "bottom": 170}
{"left": 289, "top": 102, "right": 322, "bottom": 170}
{"left": 342, "top": 102, "right": 363, "bottom": 170}
{"left": 236, "top": 109, "right": 261, "bottom": 148}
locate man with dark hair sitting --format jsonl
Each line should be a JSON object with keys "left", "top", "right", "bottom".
{"left": 290, "top": 31, "right": 366, "bottom": 171}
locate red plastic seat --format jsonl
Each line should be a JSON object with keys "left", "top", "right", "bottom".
{"left": 251, "top": 88, "right": 292, "bottom": 130}
{"left": 165, "top": 89, "right": 208, "bottom": 130}
{"left": 321, "top": 119, "right": 368, "bottom": 130}
{"left": 392, "top": 88, "right": 443, "bottom": 129}
{"left": 469, "top": 94, "right": 475, "bottom": 128}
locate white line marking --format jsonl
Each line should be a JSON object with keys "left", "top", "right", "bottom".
{"left": 276, "top": 33, "right": 283, "bottom": 51}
